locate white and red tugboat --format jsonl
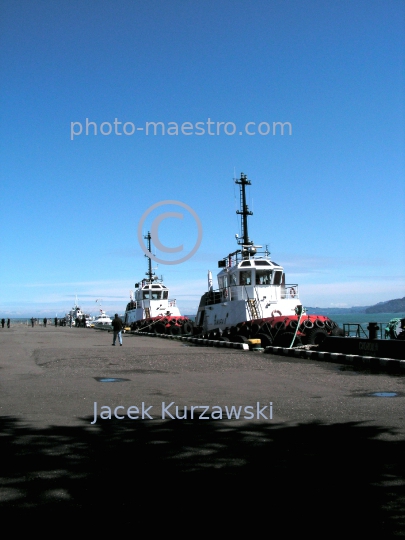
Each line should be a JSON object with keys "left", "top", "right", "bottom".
{"left": 124, "top": 232, "right": 193, "bottom": 335}
{"left": 194, "top": 172, "right": 344, "bottom": 347}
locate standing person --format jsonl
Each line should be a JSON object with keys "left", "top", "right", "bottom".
{"left": 43, "top": 317, "right": 47, "bottom": 327}
{"left": 69, "top": 314, "right": 72, "bottom": 328}
{"left": 1, "top": 318, "right": 5, "bottom": 328}
{"left": 82, "top": 315, "right": 87, "bottom": 328}
{"left": 54, "top": 317, "right": 58, "bottom": 327}
{"left": 31, "top": 317, "right": 35, "bottom": 327}
{"left": 111, "top": 313, "right": 123, "bottom": 346}
{"left": 7, "top": 318, "right": 10, "bottom": 328}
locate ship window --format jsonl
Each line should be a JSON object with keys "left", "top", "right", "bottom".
{"left": 230, "top": 272, "right": 237, "bottom": 286}
{"left": 218, "top": 276, "right": 224, "bottom": 289}
{"left": 255, "top": 261, "right": 270, "bottom": 266}
{"left": 163, "top": 291, "right": 168, "bottom": 299}
{"left": 239, "top": 270, "right": 252, "bottom": 286}
{"left": 256, "top": 270, "right": 272, "bottom": 285}
{"left": 152, "top": 285, "right": 161, "bottom": 288}
{"left": 240, "top": 261, "right": 251, "bottom": 267}
{"left": 273, "top": 271, "right": 282, "bottom": 285}
{"left": 143, "top": 292, "right": 150, "bottom": 299}
{"left": 151, "top": 291, "right": 162, "bottom": 300}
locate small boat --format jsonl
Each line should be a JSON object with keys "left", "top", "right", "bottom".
{"left": 193, "top": 172, "right": 344, "bottom": 347}
{"left": 91, "top": 310, "right": 113, "bottom": 327}
{"left": 65, "top": 298, "right": 92, "bottom": 327}
{"left": 124, "top": 232, "right": 192, "bottom": 335}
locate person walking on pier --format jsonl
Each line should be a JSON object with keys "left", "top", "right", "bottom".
{"left": 1, "top": 318, "right": 5, "bottom": 328}
{"left": 111, "top": 313, "right": 123, "bottom": 346}
{"left": 7, "top": 319, "right": 10, "bottom": 328}
{"left": 31, "top": 317, "right": 35, "bottom": 327}
{"left": 43, "top": 317, "right": 47, "bottom": 327}
{"left": 54, "top": 317, "right": 58, "bottom": 327}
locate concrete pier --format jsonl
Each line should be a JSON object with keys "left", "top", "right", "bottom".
{"left": 1, "top": 325, "right": 404, "bottom": 534}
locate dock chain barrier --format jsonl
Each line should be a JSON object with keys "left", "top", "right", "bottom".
{"left": 263, "top": 345, "right": 405, "bottom": 374}
{"left": 129, "top": 331, "right": 405, "bottom": 373}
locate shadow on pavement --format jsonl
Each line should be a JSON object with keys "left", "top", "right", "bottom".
{"left": 1, "top": 415, "right": 404, "bottom": 535}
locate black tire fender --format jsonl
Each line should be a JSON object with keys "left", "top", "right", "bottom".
{"left": 256, "top": 333, "right": 273, "bottom": 347}
{"left": 182, "top": 321, "right": 194, "bottom": 335}
{"left": 274, "top": 331, "right": 302, "bottom": 348}
{"left": 169, "top": 325, "right": 181, "bottom": 336}
{"left": 155, "top": 322, "right": 166, "bottom": 334}
{"left": 305, "top": 327, "right": 328, "bottom": 344}
{"left": 273, "top": 321, "right": 286, "bottom": 331}
{"left": 303, "top": 319, "right": 314, "bottom": 329}
{"left": 331, "top": 326, "right": 344, "bottom": 337}
{"left": 324, "top": 319, "right": 333, "bottom": 330}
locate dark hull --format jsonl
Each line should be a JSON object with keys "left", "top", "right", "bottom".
{"left": 319, "top": 336, "right": 405, "bottom": 360}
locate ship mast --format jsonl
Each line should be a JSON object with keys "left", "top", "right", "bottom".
{"left": 144, "top": 231, "right": 154, "bottom": 282}
{"left": 235, "top": 173, "right": 255, "bottom": 258}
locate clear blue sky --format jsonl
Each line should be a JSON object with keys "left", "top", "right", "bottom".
{"left": 1, "top": 0, "right": 404, "bottom": 317}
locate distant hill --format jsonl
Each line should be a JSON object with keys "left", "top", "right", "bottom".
{"left": 365, "top": 297, "right": 405, "bottom": 314}
{"left": 305, "top": 297, "right": 405, "bottom": 315}
{"left": 305, "top": 306, "right": 368, "bottom": 315}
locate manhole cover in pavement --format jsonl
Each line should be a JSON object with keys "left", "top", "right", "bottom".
{"left": 94, "top": 377, "right": 130, "bottom": 383}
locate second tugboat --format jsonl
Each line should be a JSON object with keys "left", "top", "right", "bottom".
{"left": 194, "top": 172, "right": 344, "bottom": 347}
{"left": 124, "top": 232, "right": 193, "bottom": 335}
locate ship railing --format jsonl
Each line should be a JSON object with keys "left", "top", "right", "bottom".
{"left": 281, "top": 284, "right": 299, "bottom": 300}
{"left": 220, "top": 249, "right": 274, "bottom": 266}
{"left": 206, "top": 285, "right": 298, "bottom": 305}
{"left": 343, "top": 323, "right": 369, "bottom": 338}
{"left": 204, "top": 290, "right": 223, "bottom": 305}
{"left": 343, "top": 322, "right": 390, "bottom": 340}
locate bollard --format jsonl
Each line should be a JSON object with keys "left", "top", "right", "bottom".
{"left": 367, "top": 322, "right": 379, "bottom": 340}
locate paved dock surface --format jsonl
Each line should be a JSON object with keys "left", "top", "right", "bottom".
{"left": 1, "top": 326, "right": 404, "bottom": 534}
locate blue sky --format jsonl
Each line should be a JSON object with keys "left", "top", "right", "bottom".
{"left": 1, "top": 0, "right": 404, "bottom": 317}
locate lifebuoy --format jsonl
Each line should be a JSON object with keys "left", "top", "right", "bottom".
{"left": 272, "top": 310, "right": 282, "bottom": 317}
{"left": 290, "top": 288, "right": 296, "bottom": 298}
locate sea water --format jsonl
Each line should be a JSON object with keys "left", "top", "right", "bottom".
{"left": 322, "top": 312, "right": 405, "bottom": 328}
